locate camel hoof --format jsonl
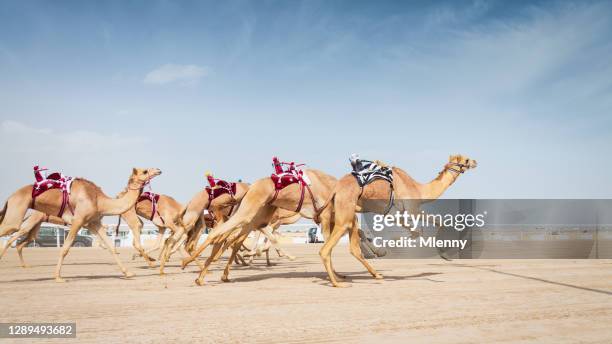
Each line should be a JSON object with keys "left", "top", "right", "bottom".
{"left": 55, "top": 277, "right": 66, "bottom": 283}
{"left": 287, "top": 256, "right": 296, "bottom": 261}
{"left": 332, "top": 282, "right": 351, "bottom": 288}
{"left": 21, "top": 264, "right": 31, "bottom": 268}
{"left": 124, "top": 271, "right": 135, "bottom": 278}
{"left": 221, "top": 276, "right": 230, "bottom": 283}
{"left": 374, "top": 273, "right": 384, "bottom": 280}
{"left": 195, "top": 278, "right": 205, "bottom": 286}
{"left": 180, "top": 259, "right": 190, "bottom": 270}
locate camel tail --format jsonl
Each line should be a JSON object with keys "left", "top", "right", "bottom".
{"left": 114, "top": 216, "right": 122, "bottom": 236}
{"left": 313, "top": 187, "right": 336, "bottom": 223}
{"left": 0, "top": 201, "right": 6, "bottom": 225}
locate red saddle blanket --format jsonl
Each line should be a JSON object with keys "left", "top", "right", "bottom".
{"left": 270, "top": 157, "right": 308, "bottom": 190}
{"left": 269, "top": 157, "right": 316, "bottom": 213}
{"left": 205, "top": 175, "right": 237, "bottom": 201}
{"left": 31, "top": 166, "right": 73, "bottom": 217}
{"left": 137, "top": 192, "right": 161, "bottom": 221}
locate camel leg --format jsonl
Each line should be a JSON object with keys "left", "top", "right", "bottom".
{"left": 143, "top": 227, "right": 166, "bottom": 259}
{"left": 0, "top": 224, "right": 23, "bottom": 259}
{"left": 54, "top": 218, "right": 84, "bottom": 283}
{"left": 159, "top": 223, "right": 186, "bottom": 275}
{"left": 221, "top": 232, "right": 250, "bottom": 282}
{"left": 260, "top": 226, "right": 296, "bottom": 261}
{"left": 0, "top": 229, "right": 28, "bottom": 260}
{"left": 265, "top": 248, "right": 271, "bottom": 266}
{"left": 129, "top": 218, "right": 156, "bottom": 267}
{"left": 320, "top": 219, "right": 351, "bottom": 287}
{"left": 223, "top": 246, "right": 241, "bottom": 282}
{"left": 247, "top": 230, "right": 261, "bottom": 257}
{"left": 177, "top": 245, "right": 205, "bottom": 270}
{"left": 320, "top": 211, "right": 345, "bottom": 281}
{"left": 170, "top": 233, "right": 188, "bottom": 256}
{"left": 194, "top": 241, "right": 225, "bottom": 286}
{"left": 236, "top": 253, "right": 248, "bottom": 266}
{"left": 193, "top": 227, "right": 243, "bottom": 285}
{"left": 245, "top": 245, "right": 255, "bottom": 265}
{"left": 90, "top": 222, "right": 134, "bottom": 279}
{"left": 348, "top": 221, "right": 383, "bottom": 279}
{"left": 17, "top": 223, "right": 42, "bottom": 268}
{"left": 183, "top": 232, "right": 221, "bottom": 268}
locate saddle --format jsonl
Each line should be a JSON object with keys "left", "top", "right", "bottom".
{"left": 269, "top": 156, "right": 316, "bottom": 213}
{"left": 350, "top": 154, "right": 393, "bottom": 187}
{"left": 349, "top": 154, "right": 395, "bottom": 213}
{"left": 31, "top": 165, "right": 74, "bottom": 217}
{"left": 205, "top": 174, "right": 237, "bottom": 202}
{"left": 137, "top": 191, "right": 163, "bottom": 222}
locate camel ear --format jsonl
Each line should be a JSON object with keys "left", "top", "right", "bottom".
{"left": 132, "top": 168, "right": 137, "bottom": 175}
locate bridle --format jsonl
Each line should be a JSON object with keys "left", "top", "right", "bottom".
{"left": 128, "top": 177, "right": 151, "bottom": 191}
{"left": 445, "top": 160, "right": 472, "bottom": 175}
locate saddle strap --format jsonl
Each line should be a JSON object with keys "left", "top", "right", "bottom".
{"left": 295, "top": 183, "right": 306, "bottom": 213}
{"left": 357, "top": 182, "right": 395, "bottom": 215}
{"left": 149, "top": 197, "right": 166, "bottom": 225}
{"left": 31, "top": 189, "right": 73, "bottom": 218}
{"left": 270, "top": 181, "right": 319, "bottom": 214}
{"left": 206, "top": 188, "right": 236, "bottom": 210}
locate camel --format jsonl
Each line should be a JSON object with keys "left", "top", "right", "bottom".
{"left": 180, "top": 190, "right": 298, "bottom": 268}
{"left": 181, "top": 168, "right": 338, "bottom": 286}
{"left": 0, "top": 212, "right": 117, "bottom": 267}
{"left": 114, "top": 190, "right": 209, "bottom": 275}
{"left": 0, "top": 167, "right": 161, "bottom": 282}
{"left": 321, "top": 154, "right": 477, "bottom": 287}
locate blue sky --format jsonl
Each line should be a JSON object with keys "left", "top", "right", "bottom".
{"left": 1, "top": 0, "right": 611, "bottom": 202}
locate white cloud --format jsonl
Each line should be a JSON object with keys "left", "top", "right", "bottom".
{"left": 0, "top": 120, "right": 147, "bottom": 154}
{"left": 0, "top": 120, "right": 158, "bottom": 202}
{"left": 143, "top": 63, "right": 208, "bottom": 85}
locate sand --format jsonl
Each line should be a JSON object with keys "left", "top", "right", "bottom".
{"left": 1, "top": 245, "right": 611, "bottom": 343}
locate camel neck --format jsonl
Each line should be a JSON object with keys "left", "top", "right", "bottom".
{"left": 99, "top": 177, "right": 144, "bottom": 215}
{"left": 419, "top": 167, "right": 460, "bottom": 200}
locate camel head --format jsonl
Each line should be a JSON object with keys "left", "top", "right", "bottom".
{"left": 130, "top": 167, "right": 162, "bottom": 188}
{"left": 446, "top": 154, "right": 477, "bottom": 174}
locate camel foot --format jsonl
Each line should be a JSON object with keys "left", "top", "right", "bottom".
{"left": 180, "top": 259, "right": 190, "bottom": 270}
{"left": 195, "top": 278, "right": 206, "bottom": 286}
{"left": 287, "top": 255, "right": 296, "bottom": 261}
{"left": 159, "top": 271, "right": 166, "bottom": 277}
{"left": 124, "top": 271, "right": 135, "bottom": 278}
{"left": 221, "top": 276, "right": 231, "bottom": 283}
{"left": 55, "top": 277, "right": 67, "bottom": 283}
{"left": 21, "top": 264, "right": 31, "bottom": 268}
{"left": 332, "top": 282, "right": 351, "bottom": 288}
{"left": 374, "top": 273, "right": 384, "bottom": 280}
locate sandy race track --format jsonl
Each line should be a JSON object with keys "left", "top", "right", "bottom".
{"left": 1, "top": 244, "right": 611, "bottom": 343}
